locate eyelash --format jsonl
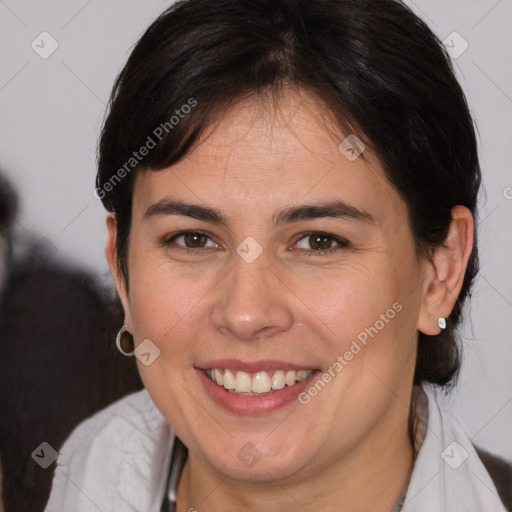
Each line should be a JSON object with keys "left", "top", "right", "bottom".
{"left": 161, "top": 230, "right": 351, "bottom": 256}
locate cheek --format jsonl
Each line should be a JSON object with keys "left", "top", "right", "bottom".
{"left": 294, "top": 254, "right": 420, "bottom": 383}
{"left": 126, "top": 252, "right": 214, "bottom": 352}
{"left": 296, "top": 260, "right": 401, "bottom": 341}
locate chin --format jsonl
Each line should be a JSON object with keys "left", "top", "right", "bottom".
{"left": 202, "top": 437, "right": 308, "bottom": 482}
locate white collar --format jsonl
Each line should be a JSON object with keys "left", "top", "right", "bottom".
{"left": 400, "top": 381, "right": 507, "bottom": 511}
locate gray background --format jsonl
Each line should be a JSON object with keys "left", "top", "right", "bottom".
{"left": 1, "top": 0, "right": 511, "bottom": 459}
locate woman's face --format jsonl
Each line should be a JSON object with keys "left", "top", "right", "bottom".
{"left": 109, "top": 90, "right": 430, "bottom": 482}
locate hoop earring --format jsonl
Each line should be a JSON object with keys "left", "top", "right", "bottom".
{"left": 116, "top": 324, "right": 135, "bottom": 356}
{"left": 438, "top": 317, "right": 446, "bottom": 330}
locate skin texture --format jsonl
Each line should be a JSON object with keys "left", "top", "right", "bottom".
{"left": 106, "top": 90, "right": 474, "bottom": 512}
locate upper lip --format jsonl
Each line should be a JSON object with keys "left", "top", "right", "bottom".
{"left": 196, "top": 359, "right": 317, "bottom": 373}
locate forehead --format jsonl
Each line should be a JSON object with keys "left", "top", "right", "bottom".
{"left": 132, "top": 91, "right": 402, "bottom": 223}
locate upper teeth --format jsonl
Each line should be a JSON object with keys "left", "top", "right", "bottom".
{"left": 206, "top": 369, "right": 313, "bottom": 394}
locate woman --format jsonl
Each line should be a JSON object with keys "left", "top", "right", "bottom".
{"left": 45, "top": 0, "right": 511, "bottom": 510}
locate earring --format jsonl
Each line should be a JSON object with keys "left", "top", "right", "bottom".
{"left": 438, "top": 317, "right": 446, "bottom": 330}
{"left": 116, "top": 324, "right": 135, "bottom": 356}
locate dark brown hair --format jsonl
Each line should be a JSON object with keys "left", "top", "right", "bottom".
{"left": 97, "top": 0, "right": 480, "bottom": 386}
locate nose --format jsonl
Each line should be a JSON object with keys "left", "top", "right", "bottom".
{"left": 211, "top": 249, "right": 294, "bottom": 341}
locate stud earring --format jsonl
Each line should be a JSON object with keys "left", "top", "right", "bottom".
{"left": 438, "top": 317, "right": 446, "bottom": 330}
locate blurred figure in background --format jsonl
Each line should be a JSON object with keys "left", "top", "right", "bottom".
{"left": 0, "top": 170, "right": 143, "bottom": 511}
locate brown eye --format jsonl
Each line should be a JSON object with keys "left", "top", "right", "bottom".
{"left": 295, "top": 232, "right": 350, "bottom": 254}
{"left": 163, "top": 230, "right": 218, "bottom": 251}
{"left": 308, "top": 234, "right": 333, "bottom": 250}
{"left": 183, "top": 232, "right": 209, "bottom": 248}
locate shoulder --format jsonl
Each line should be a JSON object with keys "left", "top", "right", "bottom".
{"left": 415, "top": 382, "right": 511, "bottom": 511}
{"left": 45, "top": 389, "right": 174, "bottom": 511}
{"left": 475, "top": 445, "right": 512, "bottom": 512}
{"left": 66, "top": 386, "right": 164, "bottom": 435}
{"left": 58, "top": 387, "right": 167, "bottom": 457}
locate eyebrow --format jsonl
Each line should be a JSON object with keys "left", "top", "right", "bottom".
{"left": 144, "top": 199, "right": 374, "bottom": 225}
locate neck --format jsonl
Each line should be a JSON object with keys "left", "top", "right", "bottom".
{"left": 176, "top": 403, "right": 414, "bottom": 512}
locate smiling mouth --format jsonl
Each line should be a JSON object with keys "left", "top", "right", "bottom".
{"left": 204, "top": 368, "right": 314, "bottom": 396}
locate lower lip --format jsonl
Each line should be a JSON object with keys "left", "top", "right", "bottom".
{"left": 196, "top": 369, "right": 318, "bottom": 415}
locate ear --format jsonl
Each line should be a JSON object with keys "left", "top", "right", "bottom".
{"left": 105, "top": 213, "right": 133, "bottom": 330}
{"left": 417, "top": 205, "right": 474, "bottom": 335}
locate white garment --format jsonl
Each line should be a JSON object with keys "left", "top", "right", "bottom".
{"left": 44, "top": 389, "right": 175, "bottom": 512}
{"left": 44, "top": 382, "right": 508, "bottom": 512}
{"left": 402, "top": 383, "right": 507, "bottom": 512}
